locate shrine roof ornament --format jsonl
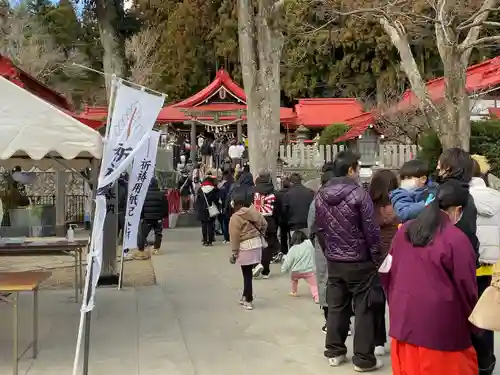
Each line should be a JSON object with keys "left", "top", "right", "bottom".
{"left": 174, "top": 69, "right": 247, "bottom": 108}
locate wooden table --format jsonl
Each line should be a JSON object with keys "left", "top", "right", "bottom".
{"left": 0, "top": 238, "right": 88, "bottom": 303}
{"left": 0, "top": 271, "right": 52, "bottom": 375}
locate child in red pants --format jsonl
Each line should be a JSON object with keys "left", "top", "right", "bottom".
{"left": 281, "top": 231, "right": 318, "bottom": 303}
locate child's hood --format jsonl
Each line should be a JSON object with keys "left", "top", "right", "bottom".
{"left": 234, "top": 205, "right": 261, "bottom": 222}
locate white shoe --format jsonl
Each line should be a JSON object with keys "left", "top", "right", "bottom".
{"left": 374, "top": 346, "right": 386, "bottom": 356}
{"left": 328, "top": 355, "right": 347, "bottom": 367}
{"left": 354, "top": 358, "right": 384, "bottom": 372}
{"left": 252, "top": 264, "right": 264, "bottom": 278}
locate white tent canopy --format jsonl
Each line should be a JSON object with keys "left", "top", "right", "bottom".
{"left": 0, "top": 76, "right": 102, "bottom": 170}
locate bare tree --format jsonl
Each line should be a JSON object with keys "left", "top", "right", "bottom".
{"left": 125, "top": 27, "right": 160, "bottom": 87}
{"left": 93, "top": 0, "right": 126, "bottom": 93}
{"left": 238, "top": 0, "right": 286, "bottom": 179}
{"left": 0, "top": 7, "right": 86, "bottom": 83}
{"left": 319, "top": 0, "right": 500, "bottom": 150}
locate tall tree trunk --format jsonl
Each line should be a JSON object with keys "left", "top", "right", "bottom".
{"left": 440, "top": 51, "right": 470, "bottom": 150}
{"left": 95, "top": 0, "right": 126, "bottom": 94}
{"left": 238, "top": 0, "right": 283, "bottom": 181}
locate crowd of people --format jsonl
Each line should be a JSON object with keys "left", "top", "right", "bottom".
{"left": 192, "top": 148, "right": 499, "bottom": 374}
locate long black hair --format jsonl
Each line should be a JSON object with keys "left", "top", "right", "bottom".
{"left": 405, "top": 179, "right": 469, "bottom": 247}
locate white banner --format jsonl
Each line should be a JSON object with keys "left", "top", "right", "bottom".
{"left": 83, "top": 80, "right": 165, "bottom": 312}
{"left": 123, "top": 131, "right": 160, "bottom": 250}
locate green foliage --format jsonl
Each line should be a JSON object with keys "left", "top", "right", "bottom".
{"left": 418, "top": 120, "right": 500, "bottom": 176}
{"left": 319, "top": 123, "right": 349, "bottom": 145}
{"left": 417, "top": 131, "right": 441, "bottom": 171}
{"left": 470, "top": 120, "right": 500, "bottom": 176}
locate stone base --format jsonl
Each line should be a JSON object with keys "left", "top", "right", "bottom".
{"left": 175, "top": 212, "right": 200, "bottom": 227}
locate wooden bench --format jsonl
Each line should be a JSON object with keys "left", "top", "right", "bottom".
{"left": 0, "top": 271, "right": 52, "bottom": 375}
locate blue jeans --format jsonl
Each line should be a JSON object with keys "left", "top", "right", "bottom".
{"left": 219, "top": 214, "right": 230, "bottom": 241}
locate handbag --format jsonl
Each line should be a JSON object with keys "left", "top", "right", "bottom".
{"left": 469, "top": 268, "right": 500, "bottom": 331}
{"left": 250, "top": 221, "right": 269, "bottom": 248}
{"left": 202, "top": 191, "right": 219, "bottom": 218}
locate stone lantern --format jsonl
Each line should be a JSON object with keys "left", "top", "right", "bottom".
{"left": 295, "top": 125, "right": 310, "bottom": 144}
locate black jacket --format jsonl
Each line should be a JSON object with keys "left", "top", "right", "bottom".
{"left": 227, "top": 171, "right": 255, "bottom": 208}
{"left": 141, "top": 179, "right": 169, "bottom": 221}
{"left": 254, "top": 177, "right": 281, "bottom": 234}
{"left": 195, "top": 178, "right": 219, "bottom": 222}
{"left": 429, "top": 178, "right": 479, "bottom": 263}
{"left": 117, "top": 176, "right": 128, "bottom": 216}
{"left": 283, "top": 183, "right": 315, "bottom": 230}
{"left": 218, "top": 179, "right": 233, "bottom": 215}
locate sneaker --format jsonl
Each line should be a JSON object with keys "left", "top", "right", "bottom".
{"left": 328, "top": 355, "right": 347, "bottom": 367}
{"left": 151, "top": 248, "right": 160, "bottom": 255}
{"left": 132, "top": 250, "right": 150, "bottom": 260}
{"left": 239, "top": 297, "right": 246, "bottom": 305}
{"left": 374, "top": 346, "right": 386, "bottom": 356}
{"left": 123, "top": 250, "right": 134, "bottom": 261}
{"left": 289, "top": 292, "right": 298, "bottom": 297}
{"left": 262, "top": 273, "right": 270, "bottom": 279}
{"left": 252, "top": 264, "right": 264, "bottom": 278}
{"left": 353, "top": 359, "right": 384, "bottom": 372}
{"left": 241, "top": 301, "right": 254, "bottom": 310}
{"left": 321, "top": 324, "right": 327, "bottom": 334}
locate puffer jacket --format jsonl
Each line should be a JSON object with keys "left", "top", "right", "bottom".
{"left": 315, "top": 177, "right": 381, "bottom": 263}
{"left": 469, "top": 177, "right": 500, "bottom": 264}
{"left": 141, "top": 178, "right": 168, "bottom": 221}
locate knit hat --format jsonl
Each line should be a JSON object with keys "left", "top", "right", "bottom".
{"left": 471, "top": 154, "right": 490, "bottom": 174}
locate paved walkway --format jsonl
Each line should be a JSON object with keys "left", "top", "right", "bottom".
{"left": 0, "top": 227, "right": 498, "bottom": 375}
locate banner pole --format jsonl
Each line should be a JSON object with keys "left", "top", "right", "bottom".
{"left": 81, "top": 261, "right": 94, "bottom": 375}
{"left": 72, "top": 158, "right": 99, "bottom": 375}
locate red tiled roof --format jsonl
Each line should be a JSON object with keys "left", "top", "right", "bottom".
{"left": 0, "top": 55, "right": 72, "bottom": 111}
{"left": 335, "top": 113, "right": 376, "bottom": 142}
{"left": 394, "top": 57, "right": 500, "bottom": 112}
{"left": 157, "top": 103, "right": 296, "bottom": 123}
{"left": 174, "top": 69, "right": 247, "bottom": 107}
{"left": 294, "top": 98, "right": 365, "bottom": 127}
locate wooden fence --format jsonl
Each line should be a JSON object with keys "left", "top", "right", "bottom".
{"left": 279, "top": 143, "right": 419, "bottom": 170}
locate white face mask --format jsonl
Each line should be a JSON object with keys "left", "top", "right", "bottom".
{"left": 400, "top": 178, "right": 418, "bottom": 191}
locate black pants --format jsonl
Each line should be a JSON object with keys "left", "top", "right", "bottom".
{"left": 241, "top": 264, "right": 255, "bottom": 302}
{"left": 262, "top": 232, "right": 279, "bottom": 275}
{"left": 138, "top": 219, "right": 163, "bottom": 251}
{"left": 325, "top": 261, "right": 377, "bottom": 369}
{"left": 473, "top": 275, "right": 496, "bottom": 375}
{"left": 201, "top": 219, "right": 215, "bottom": 244}
{"left": 279, "top": 226, "right": 289, "bottom": 254}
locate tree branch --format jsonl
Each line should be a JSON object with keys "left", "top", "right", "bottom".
{"left": 457, "top": 20, "right": 500, "bottom": 30}
{"left": 461, "top": 35, "right": 500, "bottom": 50}
{"left": 459, "top": 0, "right": 500, "bottom": 53}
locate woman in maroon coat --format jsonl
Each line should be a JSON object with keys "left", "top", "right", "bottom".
{"left": 382, "top": 179, "right": 478, "bottom": 375}
{"left": 369, "top": 169, "right": 400, "bottom": 356}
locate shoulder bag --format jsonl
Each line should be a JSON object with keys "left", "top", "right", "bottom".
{"left": 202, "top": 191, "right": 220, "bottom": 218}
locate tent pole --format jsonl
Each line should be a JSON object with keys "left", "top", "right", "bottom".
{"left": 77, "top": 158, "right": 99, "bottom": 375}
